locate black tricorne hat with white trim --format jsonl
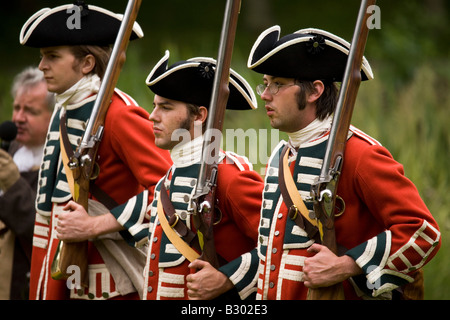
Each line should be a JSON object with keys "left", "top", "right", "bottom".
{"left": 20, "top": 1, "right": 143, "bottom": 48}
{"left": 248, "top": 25, "right": 373, "bottom": 82}
{"left": 146, "top": 50, "right": 257, "bottom": 110}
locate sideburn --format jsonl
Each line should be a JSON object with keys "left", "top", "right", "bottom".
{"left": 179, "top": 113, "right": 193, "bottom": 131}
{"left": 295, "top": 81, "right": 314, "bottom": 111}
{"left": 295, "top": 81, "right": 338, "bottom": 120}
{"left": 185, "top": 103, "right": 207, "bottom": 133}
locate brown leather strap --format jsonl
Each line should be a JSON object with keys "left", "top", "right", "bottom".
{"left": 159, "top": 179, "right": 199, "bottom": 250}
{"left": 89, "top": 181, "right": 118, "bottom": 210}
{"left": 278, "top": 145, "right": 320, "bottom": 242}
{"left": 156, "top": 192, "right": 200, "bottom": 262}
{"left": 59, "top": 111, "right": 74, "bottom": 160}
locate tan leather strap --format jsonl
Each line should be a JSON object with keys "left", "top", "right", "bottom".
{"left": 280, "top": 145, "right": 318, "bottom": 227}
{"left": 278, "top": 145, "right": 320, "bottom": 241}
{"left": 59, "top": 111, "right": 76, "bottom": 198}
{"left": 156, "top": 191, "right": 200, "bottom": 262}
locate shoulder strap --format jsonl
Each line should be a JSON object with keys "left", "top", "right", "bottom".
{"left": 59, "top": 110, "right": 76, "bottom": 197}
{"left": 156, "top": 179, "right": 200, "bottom": 262}
{"left": 159, "top": 180, "right": 198, "bottom": 244}
{"left": 156, "top": 185, "right": 200, "bottom": 262}
{"left": 278, "top": 144, "right": 320, "bottom": 241}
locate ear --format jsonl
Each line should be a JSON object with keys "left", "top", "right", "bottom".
{"left": 196, "top": 106, "right": 208, "bottom": 124}
{"left": 307, "top": 80, "right": 325, "bottom": 103}
{"left": 81, "top": 54, "right": 96, "bottom": 75}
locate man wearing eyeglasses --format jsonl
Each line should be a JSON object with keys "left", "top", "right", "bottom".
{"left": 237, "top": 26, "right": 441, "bottom": 300}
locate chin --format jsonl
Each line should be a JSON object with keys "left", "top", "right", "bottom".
{"left": 269, "top": 120, "right": 281, "bottom": 130}
{"left": 155, "top": 140, "right": 171, "bottom": 150}
{"left": 15, "top": 135, "right": 27, "bottom": 145}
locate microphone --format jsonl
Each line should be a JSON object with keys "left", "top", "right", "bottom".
{"left": 0, "top": 121, "right": 18, "bottom": 151}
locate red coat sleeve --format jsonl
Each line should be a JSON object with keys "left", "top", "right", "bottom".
{"left": 213, "top": 153, "right": 264, "bottom": 262}
{"left": 96, "top": 91, "right": 172, "bottom": 205}
{"left": 338, "top": 134, "right": 440, "bottom": 296}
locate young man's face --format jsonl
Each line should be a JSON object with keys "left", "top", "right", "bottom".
{"left": 259, "top": 75, "right": 316, "bottom": 133}
{"left": 38, "top": 46, "right": 86, "bottom": 94}
{"left": 149, "top": 95, "right": 197, "bottom": 150}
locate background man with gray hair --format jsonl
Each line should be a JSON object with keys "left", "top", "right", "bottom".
{"left": 0, "top": 67, "right": 54, "bottom": 299}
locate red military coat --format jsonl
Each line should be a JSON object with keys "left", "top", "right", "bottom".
{"left": 256, "top": 127, "right": 440, "bottom": 300}
{"left": 30, "top": 89, "right": 172, "bottom": 300}
{"left": 143, "top": 151, "right": 263, "bottom": 300}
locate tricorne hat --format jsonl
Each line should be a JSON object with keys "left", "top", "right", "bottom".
{"left": 20, "top": 1, "right": 143, "bottom": 48}
{"left": 247, "top": 25, "right": 373, "bottom": 82}
{"left": 146, "top": 50, "right": 257, "bottom": 111}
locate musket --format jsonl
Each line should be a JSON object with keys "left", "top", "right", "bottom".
{"left": 51, "top": 0, "right": 142, "bottom": 289}
{"left": 308, "top": 0, "right": 376, "bottom": 300}
{"left": 191, "top": 0, "right": 241, "bottom": 268}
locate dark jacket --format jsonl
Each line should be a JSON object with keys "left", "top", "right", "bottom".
{"left": 0, "top": 141, "right": 38, "bottom": 300}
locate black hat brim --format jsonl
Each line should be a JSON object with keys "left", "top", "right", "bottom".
{"left": 20, "top": 4, "right": 143, "bottom": 48}
{"left": 248, "top": 26, "right": 373, "bottom": 82}
{"left": 146, "top": 51, "right": 257, "bottom": 111}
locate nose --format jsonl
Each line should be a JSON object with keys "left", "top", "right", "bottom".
{"left": 38, "top": 57, "right": 47, "bottom": 71}
{"left": 149, "top": 108, "right": 159, "bottom": 123}
{"left": 13, "top": 108, "right": 26, "bottom": 123}
{"left": 260, "top": 87, "right": 272, "bottom": 101}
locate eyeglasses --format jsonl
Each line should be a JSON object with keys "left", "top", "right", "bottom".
{"left": 256, "top": 82, "right": 297, "bottom": 96}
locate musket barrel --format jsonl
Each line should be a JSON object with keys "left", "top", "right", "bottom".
{"left": 308, "top": 0, "right": 376, "bottom": 300}
{"left": 195, "top": 0, "right": 240, "bottom": 197}
{"left": 80, "top": 0, "right": 140, "bottom": 151}
{"left": 320, "top": 0, "right": 373, "bottom": 180}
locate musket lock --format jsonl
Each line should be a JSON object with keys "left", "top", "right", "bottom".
{"left": 319, "top": 189, "right": 334, "bottom": 217}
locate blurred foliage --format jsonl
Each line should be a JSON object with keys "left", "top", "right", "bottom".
{"left": 0, "top": 0, "right": 449, "bottom": 299}
{"left": 354, "top": 64, "right": 450, "bottom": 300}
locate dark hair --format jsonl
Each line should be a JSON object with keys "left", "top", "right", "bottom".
{"left": 185, "top": 103, "right": 207, "bottom": 132}
{"left": 186, "top": 103, "right": 202, "bottom": 118}
{"left": 295, "top": 80, "right": 339, "bottom": 120}
{"left": 69, "top": 45, "right": 112, "bottom": 80}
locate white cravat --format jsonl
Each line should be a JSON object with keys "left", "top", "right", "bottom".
{"left": 170, "top": 135, "right": 204, "bottom": 168}
{"left": 287, "top": 115, "right": 333, "bottom": 149}
{"left": 13, "top": 144, "right": 44, "bottom": 172}
{"left": 55, "top": 74, "right": 101, "bottom": 110}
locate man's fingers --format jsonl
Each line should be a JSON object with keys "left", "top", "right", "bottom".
{"left": 63, "top": 200, "right": 77, "bottom": 211}
{"left": 188, "top": 259, "right": 208, "bottom": 271}
{"left": 307, "top": 243, "right": 323, "bottom": 254}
